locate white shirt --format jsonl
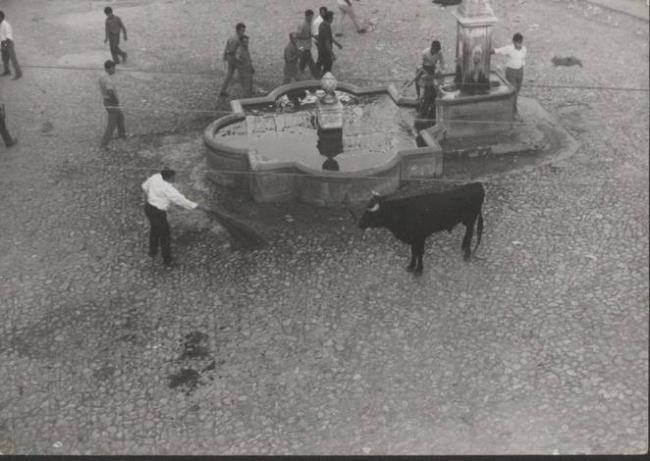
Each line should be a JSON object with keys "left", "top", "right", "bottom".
{"left": 494, "top": 44, "right": 527, "bottom": 69}
{"left": 0, "top": 20, "right": 13, "bottom": 41}
{"left": 141, "top": 174, "right": 198, "bottom": 211}
{"left": 312, "top": 15, "right": 324, "bottom": 37}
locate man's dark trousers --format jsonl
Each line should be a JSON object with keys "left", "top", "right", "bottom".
{"left": 0, "top": 109, "right": 14, "bottom": 146}
{"left": 145, "top": 203, "right": 172, "bottom": 264}
{"left": 299, "top": 49, "right": 319, "bottom": 78}
{"left": 319, "top": 52, "right": 333, "bottom": 74}
{"left": 1, "top": 40, "right": 22, "bottom": 77}
{"left": 108, "top": 32, "right": 126, "bottom": 63}
{"left": 101, "top": 105, "right": 125, "bottom": 147}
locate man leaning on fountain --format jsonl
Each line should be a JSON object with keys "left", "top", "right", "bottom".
{"left": 492, "top": 33, "right": 526, "bottom": 116}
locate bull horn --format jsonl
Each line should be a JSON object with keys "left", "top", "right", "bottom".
{"left": 369, "top": 203, "right": 380, "bottom": 212}
{"left": 371, "top": 190, "right": 381, "bottom": 197}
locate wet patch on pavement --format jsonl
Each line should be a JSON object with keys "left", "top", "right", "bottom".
{"left": 167, "top": 331, "right": 219, "bottom": 396}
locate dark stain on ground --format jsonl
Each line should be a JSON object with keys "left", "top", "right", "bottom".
{"left": 202, "top": 360, "right": 216, "bottom": 372}
{"left": 178, "top": 331, "right": 209, "bottom": 360}
{"left": 93, "top": 366, "right": 116, "bottom": 381}
{"left": 168, "top": 368, "right": 201, "bottom": 395}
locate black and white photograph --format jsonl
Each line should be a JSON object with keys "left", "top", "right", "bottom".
{"left": 0, "top": 0, "right": 648, "bottom": 456}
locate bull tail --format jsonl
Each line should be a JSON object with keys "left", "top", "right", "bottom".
{"left": 473, "top": 210, "right": 484, "bottom": 254}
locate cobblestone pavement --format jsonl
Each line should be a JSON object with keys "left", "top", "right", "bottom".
{"left": 0, "top": 0, "right": 647, "bottom": 455}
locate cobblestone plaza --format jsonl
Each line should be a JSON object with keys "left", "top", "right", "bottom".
{"left": 0, "top": 0, "right": 647, "bottom": 455}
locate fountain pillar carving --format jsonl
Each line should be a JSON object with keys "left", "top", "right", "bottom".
{"left": 452, "top": 0, "right": 497, "bottom": 91}
{"left": 315, "top": 72, "right": 344, "bottom": 165}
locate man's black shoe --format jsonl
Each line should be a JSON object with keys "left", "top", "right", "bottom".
{"left": 5, "top": 138, "right": 17, "bottom": 148}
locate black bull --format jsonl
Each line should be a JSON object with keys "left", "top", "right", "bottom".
{"left": 358, "top": 182, "right": 485, "bottom": 275}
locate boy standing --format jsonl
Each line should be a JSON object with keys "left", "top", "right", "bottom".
{"left": 418, "top": 40, "right": 445, "bottom": 122}
{"left": 492, "top": 33, "right": 526, "bottom": 114}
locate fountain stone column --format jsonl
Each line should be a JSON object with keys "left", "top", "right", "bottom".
{"left": 452, "top": 0, "right": 497, "bottom": 91}
{"left": 315, "top": 72, "right": 344, "bottom": 166}
{"left": 428, "top": 0, "right": 516, "bottom": 140}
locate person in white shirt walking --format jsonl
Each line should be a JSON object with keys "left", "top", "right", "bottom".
{"left": 492, "top": 33, "right": 526, "bottom": 114}
{"left": 0, "top": 11, "right": 22, "bottom": 80}
{"left": 312, "top": 6, "right": 328, "bottom": 73}
{"left": 335, "top": 0, "right": 366, "bottom": 37}
{"left": 141, "top": 169, "right": 202, "bottom": 267}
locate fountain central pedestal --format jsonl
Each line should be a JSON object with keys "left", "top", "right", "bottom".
{"left": 431, "top": 0, "right": 516, "bottom": 140}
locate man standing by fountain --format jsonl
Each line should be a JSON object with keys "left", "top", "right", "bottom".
{"left": 236, "top": 35, "right": 255, "bottom": 98}
{"left": 219, "top": 22, "right": 246, "bottom": 98}
{"left": 417, "top": 40, "right": 445, "bottom": 124}
{"left": 283, "top": 33, "right": 300, "bottom": 84}
{"left": 492, "top": 33, "right": 526, "bottom": 115}
{"left": 318, "top": 11, "right": 342, "bottom": 74}
{"left": 295, "top": 9, "right": 319, "bottom": 78}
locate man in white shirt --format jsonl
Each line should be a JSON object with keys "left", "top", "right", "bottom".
{"left": 492, "top": 32, "right": 526, "bottom": 114}
{"left": 141, "top": 169, "right": 202, "bottom": 267}
{"left": 0, "top": 11, "right": 22, "bottom": 80}
{"left": 312, "top": 6, "right": 327, "bottom": 72}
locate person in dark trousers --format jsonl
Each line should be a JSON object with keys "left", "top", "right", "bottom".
{"left": 104, "top": 7, "right": 128, "bottom": 64}
{"left": 141, "top": 169, "right": 201, "bottom": 268}
{"left": 0, "top": 11, "right": 22, "bottom": 80}
{"left": 335, "top": 0, "right": 366, "bottom": 36}
{"left": 99, "top": 60, "right": 126, "bottom": 148}
{"left": 317, "top": 11, "right": 342, "bottom": 74}
{"left": 492, "top": 33, "right": 526, "bottom": 114}
{"left": 219, "top": 22, "right": 246, "bottom": 98}
{"left": 283, "top": 33, "right": 300, "bottom": 84}
{"left": 417, "top": 40, "right": 444, "bottom": 123}
{"left": 236, "top": 35, "right": 255, "bottom": 98}
{"left": 0, "top": 103, "right": 17, "bottom": 148}
{"left": 295, "top": 9, "right": 319, "bottom": 78}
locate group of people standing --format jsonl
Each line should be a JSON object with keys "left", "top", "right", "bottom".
{"left": 414, "top": 32, "right": 527, "bottom": 124}
{"left": 219, "top": 1, "right": 368, "bottom": 97}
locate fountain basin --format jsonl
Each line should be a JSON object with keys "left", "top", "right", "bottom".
{"left": 204, "top": 81, "right": 443, "bottom": 205}
{"left": 436, "top": 70, "right": 516, "bottom": 139}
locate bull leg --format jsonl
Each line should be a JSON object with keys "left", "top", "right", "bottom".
{"left": 414, "top": 240, "right": 425, "bottom": 275}
{"left": 407, "top": 244, "right": 417, "bottom": 272}
{"left": 461, "top": 219, "right": 475, "bottom": 261}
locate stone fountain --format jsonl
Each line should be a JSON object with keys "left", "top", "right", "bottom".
{"left": 432, "top": 0, "right": 516, "bottom": 139}
{"left": 203, "top": 0, "right": 579, "bottom": 205}
{"left": 203, "top": 75, "right": 444, "bottom": 205}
